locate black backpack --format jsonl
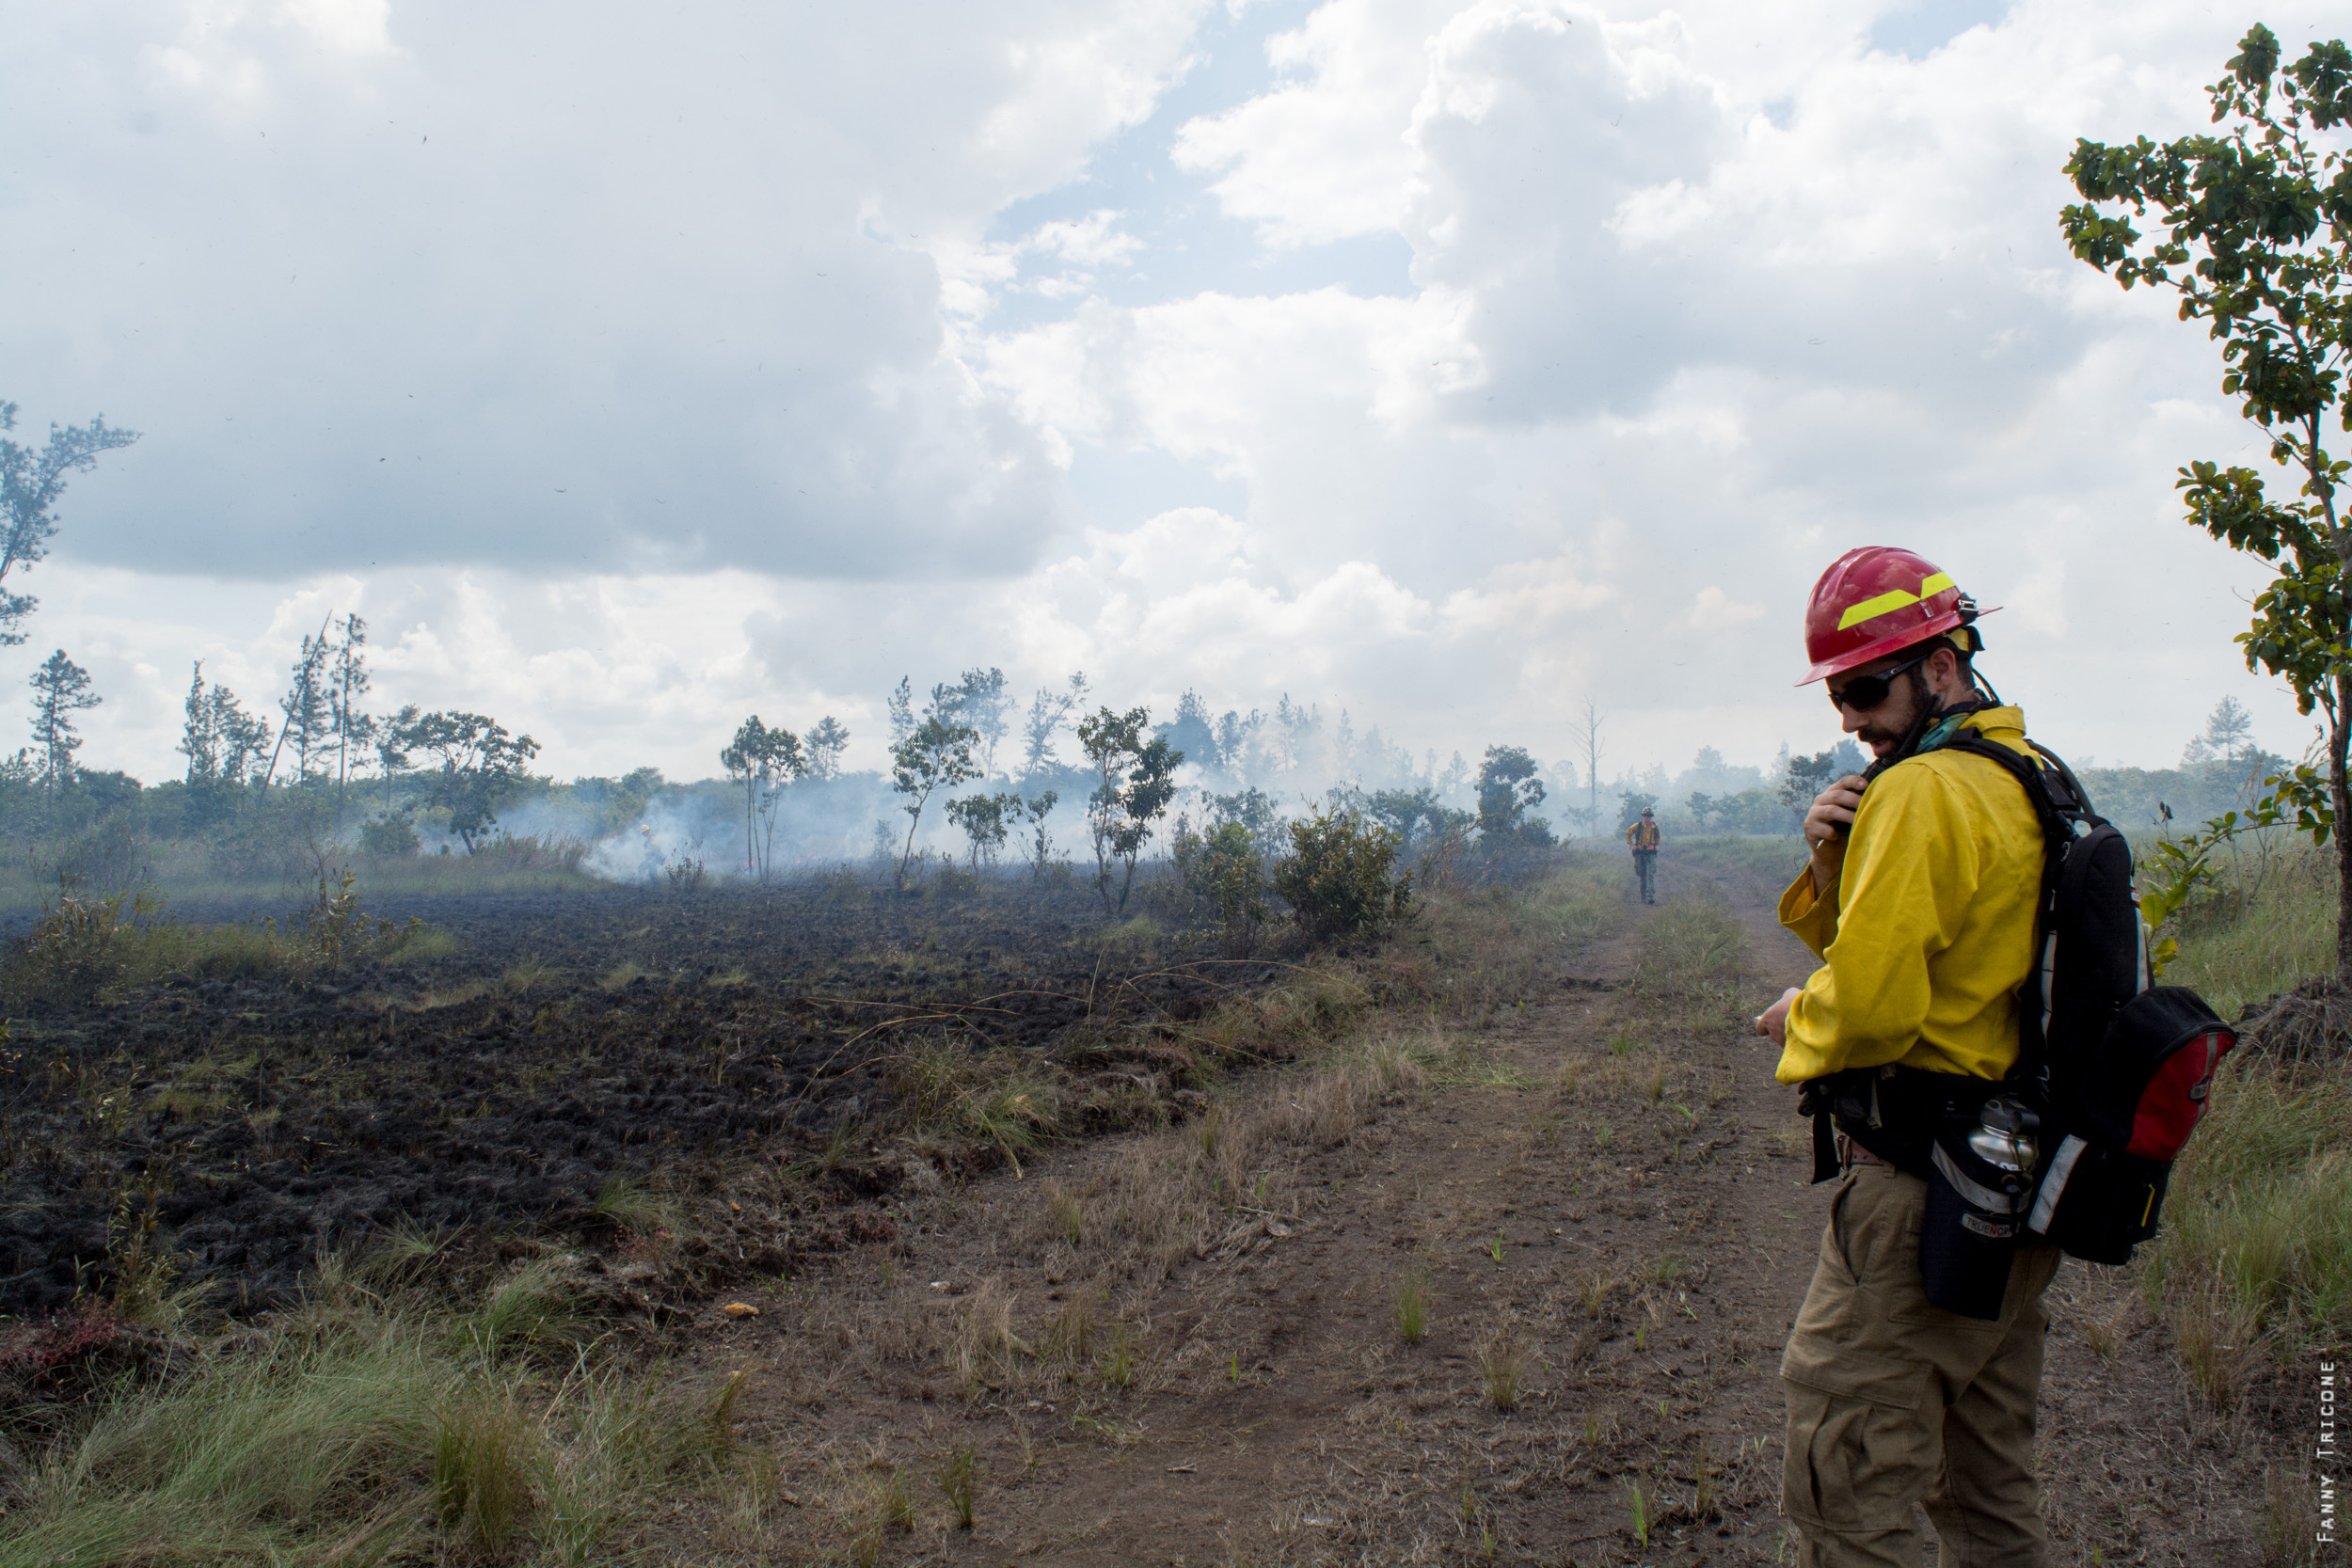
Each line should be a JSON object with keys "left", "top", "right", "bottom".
{"left": 1938, "top": 736, "right": 2237, "bottom": 1264}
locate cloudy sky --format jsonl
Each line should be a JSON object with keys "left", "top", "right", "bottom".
{"left": 5, "top": 0, "right": 2347, "bottom": 789}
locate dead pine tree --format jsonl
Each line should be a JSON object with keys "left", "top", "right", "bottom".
{"left": 1572, "top": 699, "right": 1608, "bottom": 832}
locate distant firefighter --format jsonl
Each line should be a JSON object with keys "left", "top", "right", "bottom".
{"left": 1623, "top": 807, "right": 1659, "bottom": 905}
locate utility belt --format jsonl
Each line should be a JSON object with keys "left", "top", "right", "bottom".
{"left": 1799, "top": 1064, "right": 2043, "bottom": 1320}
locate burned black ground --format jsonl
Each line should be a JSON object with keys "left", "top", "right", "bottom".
{"left": 0, "top": 881, "right": 1263, "bottom": 1319}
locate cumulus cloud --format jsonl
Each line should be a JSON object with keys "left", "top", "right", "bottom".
{"left": 5, "top": 0, "right": 2328, "bottom": 788}
{"left": 4, "top": 0, "right": 1217, "bottom": 581}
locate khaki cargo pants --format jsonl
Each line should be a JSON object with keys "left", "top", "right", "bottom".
{"left": 1781, "top": 1163, "right": 2063, "bottom": 1568}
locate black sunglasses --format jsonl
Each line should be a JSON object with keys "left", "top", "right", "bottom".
{"left": 1828, "top": 649, "right": 1935, "bottom": 713}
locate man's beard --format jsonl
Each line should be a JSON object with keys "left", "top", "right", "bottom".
{"left": 1857, "top": 718, "right": 1908, "bottom": 749}
{"left": 1857, "top": 679, "right": 1926, "bottom": 751}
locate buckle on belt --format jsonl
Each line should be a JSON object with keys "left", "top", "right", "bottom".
{"left": 1836, "top": 1132, "right": 1888, "bottom": 1171}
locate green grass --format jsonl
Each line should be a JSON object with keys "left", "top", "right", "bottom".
{"left": 1671, "top": 834, "right": 1807, "bottom": 880}
{"left": 1415, "top": 853, "right": 1629, "bottom": 1015}
{"left": 2146, "top": 1055, "right": 2352, "bottom": 1366}
{"left": 1393, "top": 1268, "right": 1430, "bottom": 1345}
{"left": 2144, "top": 836, "right": 2352, "bottom": 1390}
{"left": 1628, "top": 896, "right": 1749, "bottom": 1030}
{"left": 0, "top": 1261, "right": 749, "bottom": 1565}
{"left": 1, "top": 884, "right": 453, "bottom": 1006}
{"left": 2159, "top": 838, "right": 2335, "bottom": 1018}
{"left": 0, "top": 849, "right": 600, "bottom": 922}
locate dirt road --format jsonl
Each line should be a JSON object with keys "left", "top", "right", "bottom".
{"left": 702, "top": 851, "right": 2268, "bottom": 1565}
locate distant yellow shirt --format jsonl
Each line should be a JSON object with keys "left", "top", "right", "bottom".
{"left": 1773, "top": 706, "right": 2043, "bottom": 1085}
{"left": 1626, "top": 819, "right": 1660, "bottom": 850}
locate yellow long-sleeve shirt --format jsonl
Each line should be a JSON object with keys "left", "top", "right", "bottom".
{"left": 1773, "top": 705, "right": 2043, "bottom": 1085}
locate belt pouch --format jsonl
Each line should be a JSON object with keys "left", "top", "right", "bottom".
{"left": 1917, "top": 1121, "right": 2023, "bottom": 1321}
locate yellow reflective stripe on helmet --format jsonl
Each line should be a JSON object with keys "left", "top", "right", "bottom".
{"left": 1918, "top": 571, "right": 1954, "bottom": 596}
{"left": 1836, "top": 588, "right": 1919, "bottom": 630}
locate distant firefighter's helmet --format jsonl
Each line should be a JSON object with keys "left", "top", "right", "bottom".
{"left": 1797, "top": 546, "right": 1997, "bottom": 685}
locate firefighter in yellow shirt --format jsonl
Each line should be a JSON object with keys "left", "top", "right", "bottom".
{"left": 1623, "top": 806, "right": 1660, "bottom": 903}
{"left": 1752, "top": 546, "right": 2063, "bottom": 1568}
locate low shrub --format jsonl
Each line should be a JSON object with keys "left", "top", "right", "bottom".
{"left": 359, "top": 811, "right": 422, "bottom": 860}
{"left": 1274, "top": 809, "right": 1414, "bottom": 940}
{"left": 1175, "top": 819, "right": 1270, "bottom": 954}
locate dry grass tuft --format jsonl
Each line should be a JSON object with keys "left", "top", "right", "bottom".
{"left": 847, "top": 1468, "right": 916, "bottom": 1566}
{"left": 1099, "top": 1320, "right": 1138, "bottom": 1388}
{"left": 1046, "top": 1180, "right": 1086, "bottom": 1244}
{"left": 953, "top": 1281, "right": 1028, "bottom": 1398}
{"left": 1476, "top": 1331, "right": 1526, "bottom": 1413}
{"left": 937, "top": 1443, "right": 978, "bottom": 1531}
{"left": 1394, "top": 1267, "right": 1431, "bottom": 1346}
{"left": 1043, "top": 1293, "right": 1097, "bottom": 1368}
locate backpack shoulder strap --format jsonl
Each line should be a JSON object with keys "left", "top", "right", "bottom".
{"left": 1931, "top": 735, "right": 2071, "bottom": 849}
{"left": 1919, "top": 734, "right": 2077, "bottom": 1094}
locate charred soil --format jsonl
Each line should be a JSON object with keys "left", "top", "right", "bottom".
{"left": 0, "top": 880, "right": 1277, "bottom": 1319}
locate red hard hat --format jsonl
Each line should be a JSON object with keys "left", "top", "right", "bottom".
{"left": 1797, "top": 546, "right": 1998, "bottom": 685}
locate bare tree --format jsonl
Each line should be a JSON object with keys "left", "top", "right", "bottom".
{"left": 329, "top": 614, "right": 373, "bottom": 823}
{"left": 0, "top": 402, "right": 139, "bottom": 648}
{"left": 1571, "top": 700, "right": 1608, "bottom": 829}
{"left": 27, "top": 649, "right": 100, "bottom": 795}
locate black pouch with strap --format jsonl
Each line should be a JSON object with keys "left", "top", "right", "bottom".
{"left": 1800, "top": 1061, "right": 2026, "bottom": 1320}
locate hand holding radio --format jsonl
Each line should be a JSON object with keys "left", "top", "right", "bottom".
{"left": 1805, "top": 774, "right": 1871, "bottom": 847}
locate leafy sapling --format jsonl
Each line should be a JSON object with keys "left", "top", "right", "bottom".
{"left": 1019, "top": 791, "right": 1059, "bottom": 882}
{"left": 892, "top": 711, "right": 981, "bottom": 888}
{"left": 1075, "top": 705, "right": 1183, "bottom": 915}
{"left": 722, "top": 716, "right": 808, "bottom": 880}
{"left": 946, "top": 791, "right": 1020, "bottom": 870}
